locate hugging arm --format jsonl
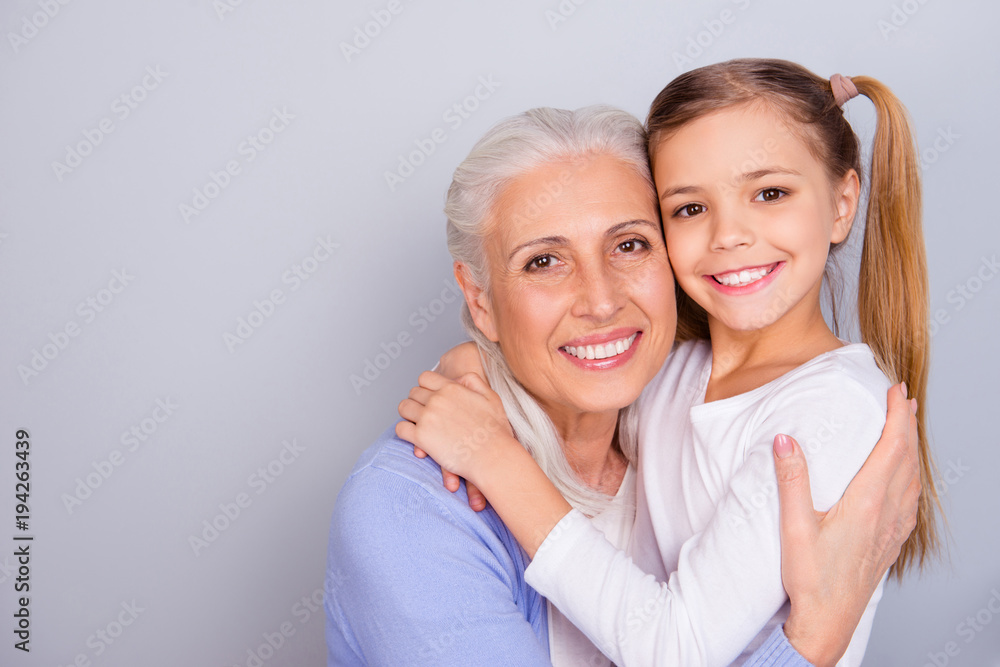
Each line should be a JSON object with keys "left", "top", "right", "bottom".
{"left": 400, "top": 345, "right": 919, "bottom": 666}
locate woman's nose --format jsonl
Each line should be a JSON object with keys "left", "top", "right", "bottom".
{"left": 570, "top": 261, "right": 625, "bottom": 322}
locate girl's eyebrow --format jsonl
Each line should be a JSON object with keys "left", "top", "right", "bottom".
{"left": 659, "top": 167, "right": 803, "bottom": 201}
{"left": 739, "top": 167, "right": 802, "bottom": 182}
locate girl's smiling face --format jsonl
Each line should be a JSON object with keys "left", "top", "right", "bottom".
{"left": 653, "top": 104, "right": 860, "bottom": 336}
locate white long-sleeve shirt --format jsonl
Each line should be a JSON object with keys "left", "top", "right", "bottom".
{"left": 526, "top": 340, "right": 890, "bottom": 667}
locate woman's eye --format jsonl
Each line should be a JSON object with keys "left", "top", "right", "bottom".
{"left": 675, "top": 203, "right": 705, "bottom": 218}
{"left": 526, "top": 254, "right": 556, "bottom": 271}
{"left": 618, "top": 238, "right": 649, "bottom": 253}
{"left": 755, "top": 188, "right": 786, "bottom": 202}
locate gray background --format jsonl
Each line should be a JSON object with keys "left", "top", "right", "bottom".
{"left": 1, "top": 1, "right": 997, "bottom": 665}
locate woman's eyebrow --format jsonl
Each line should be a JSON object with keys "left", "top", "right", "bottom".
{"left": 506, "top": 220, "right": 657, "bottom": 261}
{"left": 606, "top": 219, "right": 660, "bottom": 236}
{"left": 508, "top": 236, "right": 568, "bottom": 261}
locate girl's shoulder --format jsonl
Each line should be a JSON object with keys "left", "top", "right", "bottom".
{"left": 751, "top": 342, "right": 892, "bottom": 422}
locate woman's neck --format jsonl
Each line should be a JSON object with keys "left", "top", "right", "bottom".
{"left": 705, "top": 297, "right": 843, "bottom": 403}
{"left": 548, "top": 409, "right": 627, "bottom": 495}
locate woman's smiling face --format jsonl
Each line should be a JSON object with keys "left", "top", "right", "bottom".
{"left": 462, "top": 153, "right": 677, "bottom": 424}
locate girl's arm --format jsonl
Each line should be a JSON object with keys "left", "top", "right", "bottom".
{"left": 519, "top": 374, "right": 894, "bottom": 667}
{"left": 398, "top": 368, "right": 916, "bottom": 666}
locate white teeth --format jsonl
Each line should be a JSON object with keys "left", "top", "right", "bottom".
{"left": 563, "top": 333, "right": 637, "bottom": 361}
{"left": 714, "top": 266, "right": 771, "bottom": 287}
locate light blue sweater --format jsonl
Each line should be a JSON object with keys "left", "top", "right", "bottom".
{"left": 325, "top": 426, "right": 811, "bottom": 666}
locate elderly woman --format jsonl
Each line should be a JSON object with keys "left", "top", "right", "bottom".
{"left": 326, "top": 107, "right": 918, "bottom": 666}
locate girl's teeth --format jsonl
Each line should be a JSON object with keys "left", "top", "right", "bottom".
{"left": 716, "top": 266, "right": 770, "bottom": 287}
{"left": 564, "top": 333, "right": 637, "bottom": 361}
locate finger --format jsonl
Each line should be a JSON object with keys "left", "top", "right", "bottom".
{"left": 397, "top": 397, "right": 423, "bottom": 425}
{"left": 417, "top": 370, "right": 452, "bottom": 391}
{"left": 455, "top": 372, "right": 492, "bottom": 396}
{"left": 442, "top": 468, "right": 461, "bottom": 493}
{"left": 395, "top": 419, "right": 415, "bottom": 444}
{"left": 852, "top": 384, "right": 911, "bottom": 495}
{"left": 407, "top": 385, "right": 434, "bottom": 406}
{"left": 414, "top": 446, "right": 427, "bottom": 459}
{"left": 773, "top": 434, "right": 819, "bottom": 545}
{"left": 466, "top": 481, "right": 487, "bottom": 512}
{"left": 882, "top": 385, "right": 918, "bottom": 502}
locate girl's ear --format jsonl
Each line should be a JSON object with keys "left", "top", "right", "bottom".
{"left": 455, "top": 262, "right": 499, "bottom": 342}
{"left": 831, "top": 169, "right": 861, "bottom": 244}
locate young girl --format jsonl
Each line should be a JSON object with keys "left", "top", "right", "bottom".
{"left": 400, "top": 59, "right": 939, "bottom": 666}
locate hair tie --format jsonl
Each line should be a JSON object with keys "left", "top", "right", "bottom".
{"left": 830, "top": 73, "right": 859, "bottom": 107}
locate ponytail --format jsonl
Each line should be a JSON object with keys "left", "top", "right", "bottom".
{"left": 852, "top": 76, "right": 941, "bottom": 579}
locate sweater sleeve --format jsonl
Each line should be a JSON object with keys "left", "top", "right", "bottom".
{"left": 326, "top": 462, "right": 551, "bottom": 666}
{"left": 525, "top": 371, "right": 887, "bottom": 666}
{"left": 739, "top": 625, "right": 814, "bottom": 667}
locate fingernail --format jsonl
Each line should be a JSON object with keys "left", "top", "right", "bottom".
{"left": 910, "top": 398, "right": 918, "bottom": 415}
{"left": 900, "top": 381, "right": 908, "bottom": 399}
{"left": 774, "top": 434, "right": 793, "bottom": 459}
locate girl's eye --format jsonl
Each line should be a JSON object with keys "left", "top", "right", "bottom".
{"left": 755, "top": 188, "right": 786, "bottom": 202}
{"left": 675, "top": 203, "right": 705, "bottom": 218}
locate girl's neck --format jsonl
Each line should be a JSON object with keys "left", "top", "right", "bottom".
{"left": 705, "top": 297, "right": 843, "bottom": 403}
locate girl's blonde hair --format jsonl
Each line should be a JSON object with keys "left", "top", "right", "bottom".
{"left": 646, "top": 58, "right": 939, "bottom": 579}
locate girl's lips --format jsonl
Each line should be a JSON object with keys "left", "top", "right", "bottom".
{"left": 704, "top": 261, "right": 785, "bottom": 295}
{"left": 559, "top": 332, "right": 642, "bottom": 370}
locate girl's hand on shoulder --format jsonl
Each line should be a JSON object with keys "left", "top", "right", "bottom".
{"left": 397, "top": 370, "right": 517, "bottom": 483}
{"left": 438, "top": 341, "right": 485, "bottom": 381}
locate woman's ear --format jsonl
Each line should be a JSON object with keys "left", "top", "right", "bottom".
{"left": 455, "top": 262, "right": 499, "bottom": 342}
{"left": 831, "top": 169, "right": 861, "bottom": 244}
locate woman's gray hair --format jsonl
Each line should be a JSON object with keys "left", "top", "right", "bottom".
{"left": 445, "top": 106, "right": 654, "bottom": 516}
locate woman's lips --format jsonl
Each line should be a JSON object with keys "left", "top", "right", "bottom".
{"left": 558, "top": 332, "right": 642, "bottom": 369}
{"left": 561, "top": 332, "right": 638, "bottom": 360}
